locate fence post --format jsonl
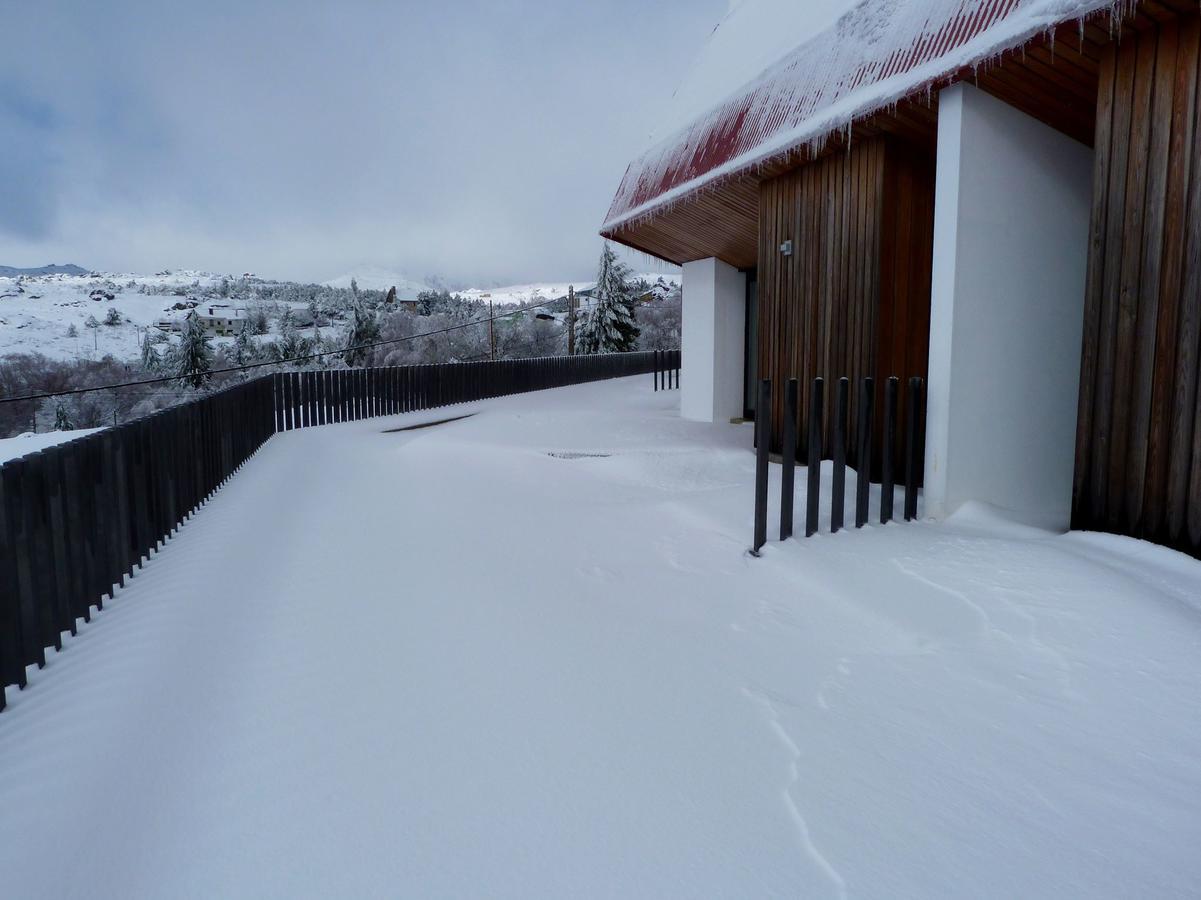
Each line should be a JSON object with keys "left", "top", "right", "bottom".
{"left": 308, "top": 370, "right": 319, "bottom": 426}
{"left": 780, "top": 378, "right": 798, "bottom": 540}
{"left": 881, "top": 376, "right": 898, "bottom": 525}
{"left": 855, "top": 376, "right": 874, "bottom": 528}
{"left": 273, "top": 373, "right": 283, "bottom": 433}
{"left": 2, "top": 460, "right": 40, "bottom": 677}
{"left": 905, "top": 377, "right": 924, "bottom": 521}
{"left": 805, "top": 377, "right": 824, "bottom": 537}
{"left": 831, "top": 377, "right": 848, "bottom": 533}
{"left": 752, "top": 379, "right": 772, "bottom": 556}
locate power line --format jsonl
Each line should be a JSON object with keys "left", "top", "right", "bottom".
{"left": 0, "top": 294, "right": 577, "bottom": 406}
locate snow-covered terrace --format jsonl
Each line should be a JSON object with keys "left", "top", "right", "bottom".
{"left": 2, "top": 377, "right": 1199, "bottom": 897}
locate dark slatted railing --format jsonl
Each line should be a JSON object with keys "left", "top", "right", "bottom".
{"left": 751, "top": 375, "right": 926, "bottom": 555}
{"left": 652, "top": 349, "right": 681, "bottom": 392}
{"left": 0, "top": 351, "right": 671, "bottom": 710}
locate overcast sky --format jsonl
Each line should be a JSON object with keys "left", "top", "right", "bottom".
{"left": 1, "top": 0, "right": 727, "bottom": 285}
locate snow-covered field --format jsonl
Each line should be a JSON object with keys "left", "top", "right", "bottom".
{"left": 1, "top": 378, "right": 1198, "bottom": 898}
{"left": 0, "top": 271, "right": 232, "bottom": 361}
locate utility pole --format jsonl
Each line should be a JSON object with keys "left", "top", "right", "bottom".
{"left": 567, "top": 285, "right": 576, "bottom": 356}
{"left": 489, "top": 300, "right": 496, "bottom": 361}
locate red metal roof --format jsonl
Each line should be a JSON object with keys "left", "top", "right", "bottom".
{"left": 603, "top": 0, "right": 1114, "bottom": 231}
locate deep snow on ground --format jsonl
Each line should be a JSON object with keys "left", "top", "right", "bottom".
{"left": 1, "top": 378, "right": 1199, "bottom": 898}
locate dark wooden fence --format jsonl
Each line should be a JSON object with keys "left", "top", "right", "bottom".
{"left": 271, "top": 351, "right": 666, "bottom": 431}
{"left": 0, "top": 351, "right": 668, "bottom": 710}
{"left": 653, "top": 349, "right": 680, "bottom": 391}
{"left": 752, "top": 375, "right": 925, "bottom": 554}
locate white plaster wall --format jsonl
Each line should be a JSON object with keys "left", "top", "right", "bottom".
{"left": 680, "top": 257, "right": 746, "bottom": 423}
{"left": 925, "top": 83, "right": 1093, "bottom": 529}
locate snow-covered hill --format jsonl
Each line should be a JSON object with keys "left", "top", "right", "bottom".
{"left": 0, "top": 268, "right": 681, "bottom": 363}
{"left": 460, "top": 273, "right": 681, "bottom": 308}
{"left": 324, "top": 269, "right": 681, "bottom": 307}
{"left": 0, "top": 263, "right": 90, "bottom": 278}
{"left": 322, "top": 266, "right": 431, "bottom": 296}
{"left": 0, "top": 271, "right": 233, "bottom": 362}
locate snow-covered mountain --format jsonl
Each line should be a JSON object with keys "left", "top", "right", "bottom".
{"left": 458, "top": 272, "right": 680, "bottom": 308}
{"left": 0, "top": 263, "right": 91, "bottom": 277}
{"left": 322, "top": 267, "right": 431, "bottom": 296}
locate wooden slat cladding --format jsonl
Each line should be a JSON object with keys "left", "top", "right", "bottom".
{"left": 757, "top": 137, "right": 934, "bottom": 475}
{"left": 1073, "top": 13, "right": 1201, "bottom": 557}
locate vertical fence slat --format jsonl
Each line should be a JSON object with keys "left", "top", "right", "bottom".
{"left": 780, "top": 378, "right": 798, "bottom": 541}
{"left": 831, "top": 377, "right": 848, "bottom": 533}
{"left": 805, "top": 378, "right": 824, "bottom": 538}
{"left": 881, "top": 376, "right": 898, "bottom": 525}
{"left": 855, "top": 377, "right": 874, "bottom": 529}
{"left": 905, "top": 377, "right": 924, "bottom": 522}
{"left": 752, "top": 379, "right": 772, "bottom": 556}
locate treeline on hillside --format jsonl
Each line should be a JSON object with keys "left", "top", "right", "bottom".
{"left": 1, "top": 246, "right": 681, "bottom": 438}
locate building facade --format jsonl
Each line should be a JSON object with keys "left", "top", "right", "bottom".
{"left": 603, "top": 0, "right": 1201, "bottom": 557}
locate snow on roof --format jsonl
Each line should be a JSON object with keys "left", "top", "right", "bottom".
{"left": 603, "top": 0, "right": 1118, "bottom": 231}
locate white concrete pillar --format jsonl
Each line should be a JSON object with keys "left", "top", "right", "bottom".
{"left": 925, "top": 84, "right": 1093, "bottom": 529}
{"left": 680, "top": 257, "right": 746, "bottom": 423}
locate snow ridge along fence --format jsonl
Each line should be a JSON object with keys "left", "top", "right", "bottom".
{"left": 0, "top": 351, "right": 672, "bottom": 709}
{"left": 752, "top": 375, "right": 926, "bottom": 555}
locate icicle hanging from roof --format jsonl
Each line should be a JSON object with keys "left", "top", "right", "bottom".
{"left": 603, "top": 0, "right": 1121, "bottom": 232}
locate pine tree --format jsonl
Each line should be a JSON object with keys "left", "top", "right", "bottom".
{"left": 578, "top": 242, "right": 639, "bottom": 354}
{"left": 173, "top": 313, "right": 214, "bottom": 389}
{"left": 344, "top": 300, "right": 380, "bottom": 366}
{"left": 277, "top": 314, "right": 309, "bottom": 363}
{"left": 54, "top": 401, "right": 74, "bottom": 431}
{"left": 310, "top": 326, "right": 329, "bottom": 368}
{"left": 140, "top": 334, "right": 160, "bottom": 373}
{"left": 232, "top": 322, "right": 256, "bottom": 365}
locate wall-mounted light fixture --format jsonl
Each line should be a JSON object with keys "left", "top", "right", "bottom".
{"left": 779, "top": 239, "right": 793, "bottom": 256}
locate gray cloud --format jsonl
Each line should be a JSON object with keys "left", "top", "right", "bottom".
{"left": 0, "top": 0, "right": 723, "bottom": 283}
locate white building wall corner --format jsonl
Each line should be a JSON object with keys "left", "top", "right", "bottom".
{"left": 924, "top": 83, "right": 1093, "bottom": 530}
{"left": 680, "top": 258, "right": 746, "bottom": 423}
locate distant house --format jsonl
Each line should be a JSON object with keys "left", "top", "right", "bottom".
{"left": 383, "top": 285, "right": 419, "bottom": 313}
{"left": 155, "top": 305, "right": 246, "bottom": 337}
{"left": 603, "top": 0, "right": 1201, "bottom": 558}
